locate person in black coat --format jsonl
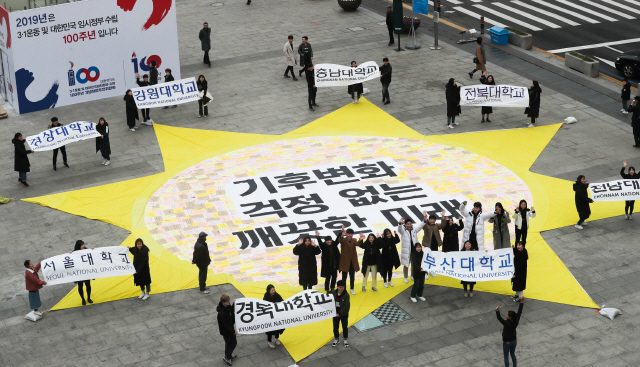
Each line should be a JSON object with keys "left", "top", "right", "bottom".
{"left": 95, "top": 117, "right": 111, "bottom": 166}
{"left": 442, "top": 216, "right": 464, "bottom": 252}
{"left": 621, "top": 78, "right": 631, "bottom": 114}
{"left": 263, "top": 284, "right": 285, "bottom": 348}
{"left": 149, "top": 61, "right": 158, "bottom": 86}
{"left": 12, "top": 133, "right": 33, "bottom": 187}
{"left": 573, "top": 175, "right": 593, "bottom": 229}
{"left": 129, "top": 238, "right": 151, "bottom": 300}
{"left": 621, "top": 160, "right": 640, "bottom": 219}
{"left": 48, "top": 117, "right": 69, "bottom": 171}
{"left": 72, "top": 240, "right": 94, "bottom": 305}
{"left": 359, "top": 233, "right": 383, "bottom": 293}
{"left": 526, "top": 80, "right": 541, "bottom": 127}
{"left": 510, "top": 242, "right": 528, "bottom": 302}
{"left": 316, "top": 231, "right": 341, "bottom": 292}
{"left": 199, "top": 23, "right": 212, "bottom": 67}
{"left": 135, "top": 73, "right": 152, "bottom": 124}
{"left": 410, "top": 243, "right": 426, "bottom": 302}
{"left": 124, "top": 90, "right": 139, "bottom": 131}
{"left": 479, "top": 74, "right": 495, "bottom": 123}
{"left": 460, "top": 241, "right": 477, "bottom": 297}
{"left": 163, "top": 69, "right": 177, "bottom": 109}
{"left": 496, "top": 296, "right": 525, "bottom": 367}
{"left": 379, "top": 228, "right": 400, "bottom": 287}
{"left": 380, "top": 57, "right": 392, "bottom": 104}
{"left": 347, "top": 61, "right": 364, "bottom": 104}
{"left": 217, "top": 294, "right": 237, "bottom": 365}
{"left": 298, "top": 36, "right": 313, "bottom": 76}
{"left": 306, "top": 65, "right": 318, "bottom": 111}
{"left": 197, "top": 75, "right": 209, "bottom": 118}
{"left": 446, "top": 78, "right": 461, "bottom": 129}
{"left": 292, "top": 236, "right": 322, "bottom": 289}
{"left": 192, "top": 232, "right": 211, "bottom": 293}
{"left": 385, "top": 6, "right": 394, "bottom": 46}
{"left": 628, "top": 96, "right": 640, "bottom": 147}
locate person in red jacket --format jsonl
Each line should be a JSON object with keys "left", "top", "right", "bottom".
{"left": 25, "top": 260, "right": 47, "bottom": 316}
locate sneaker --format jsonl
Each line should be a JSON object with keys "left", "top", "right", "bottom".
{"left": 630, "top": 214, "right": 633, "bottom": 220}
{"left": 410, "top": 297, "right": 417, "bottom": 302}
{"left": 293, "top": 77, "right": 298, "bottom": 81}
{"left": 139, "top": 292, "right": 145, "bottom": 299}
{"left": 64, "top": 163, "right": 69, "bottom": 168}
{"left": 625, "top": 214, "right": 629, "bottom": 220}
{"left": 623, "top": 110, "right": 629, "bottom": 115}
{"left": 356, "top": 100, "right": 359, "bottom": 104}
{"left": 511, "top": 295, "right": 519, "bottom": 302}
{"left": 18, "top": 179, "right": 28, "bottom": 187}
{"left": 199, "top": 290, "right": 210, "bottom": 294}
{"left": 231, "top": 355, "right": 238, "bottom": 361}
{"left": 34, "top": 310, "right": 43, "bottom": 316}
{"left": 418, "top": 297, "right": 426, "bottom": 301}
{"left": 389, "top": 281, "right": 394, "bottom": 287}
{"left": 102, "top": 159, "right": 107, "bottom": 165}
{"left": 582, "top": 222, "right": 588, "bottom": 226}
{"left": 350, "top": 289, "right": 356, "bottom": 295}
{"left": 425, "top": 273, "right": 429, "bottom": 280}
{"left": 133, "top": 126, "right": 139, "bottom": 129}
{"left": 403, "top": 278, "right": 408, "bottom": 284}
{"left": 275, "top": 338, "right": 281, "bottom": 346}
{"left": 142, "top": 293, "right": 150, "bottom": 300}
{"left": 464, "top": 291, "right": 468, "bottom": 297}
{"left": 104, "top": 160, "right": 111, "bottom": 166}
{"left": 430, "top": 272, "right": 437, "bottom": 278}
{"left": 223, "top": 357, "right": 232, "bottom": 366}
{"left": 527, "top": 123, "right": 534, "bottom": 128}
{"left": 383, "top": 282, "right": 388, "bottom": 288}
{"left": 352, "top": 100, "right": 355, "bottom": 104}
{"left": 372, "top": 287, "right": 378, "bottom": 292}
{"left": 448, "top": 125, "right": 454, "bottom": 129}
{"left": 268, "top": 341, "right": 275, "bottom": 349}
{"left": 575, "top": 224, "right": 583, "bottom": 230}
{"left": 198, "top": 114, "right": 203, "bottom": 117}
{"left": 454, "top": 121, "right": 459, "bottom": 125}
{"left": 204, "top": 115, "right": 208, "bottom": 117}
{"left": 332, "top": 339, "right": 339, "bottom": 347}
{"left": 344, "top": 340, "right": 349, "bottom": 348}
{"left": 361, "top": 286, "right": 366, "bottom": 293}
{"left": 470, "top": 292, "right": 474, "bottom": 298}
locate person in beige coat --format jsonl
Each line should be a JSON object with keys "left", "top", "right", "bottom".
{"left": 421, "top": 210, "right": 446, "bottom": 278}
{"left": 469, "top": 37, "right": 487, "bottom": 79}
{"left": 283, "top": 35, "right": 298, "bottom": 81}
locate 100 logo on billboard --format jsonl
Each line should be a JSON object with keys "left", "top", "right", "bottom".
{"left": 67, "top": 62, "right": 100, "bottom": 87}
{"left": 131, "top": 52, "right": 162, "bottom": 74}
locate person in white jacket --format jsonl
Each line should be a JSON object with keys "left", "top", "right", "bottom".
{"left": 283, "top": 35, "right": 298, "bottom": 81}
{"left": 513, "top": 199, "right": 536, "bottom": 246}
{"left": 397, "top": 216, "right": 426, "bottom": 283}
{"left": 459, "top": 201, "right": 494, "bottom": 252}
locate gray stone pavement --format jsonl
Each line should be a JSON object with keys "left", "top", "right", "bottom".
{"left": 1, "top": 0, "right": 640, "bottom": 366}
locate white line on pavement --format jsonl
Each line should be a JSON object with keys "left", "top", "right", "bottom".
{"left": 512, "top": 0, "right": 580, "bottom": 26}
{"left": 498, "top": 3, "right": 562, "bottom": 28}
{"left": 530, "top": 0, "right": 599, "bottom": 23}
{"left": 594, "top": 56, "right": 616, "bottom": 68}
{"left": 473, "top": 4, "right": 543, "bottom": 31}
{"left": 548, "top": 38, "right": 640, "bottom": 53}
{"left": 452, "top": 6, "right": 508, "bottom": 28}
{"left": 605, "top": 45, "right": 623, "bottom": 53}
{"left": 553, "top": 0, "right": 618, "bottom": 21}
{"left": 579, "top": 0, "right": 635, "bottom": 19}
{"left": 446, "top": 0, "right": 463, "bottom": 4}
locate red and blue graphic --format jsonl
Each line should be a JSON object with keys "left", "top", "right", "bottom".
{"left": 67, "top": 61, "right": 100, "bottom": 86}
{"left": 131, "top": 52, "right": 162, "bottom": 74}
{"left": 118, "top": 0, "right": 172, "bottom": 30}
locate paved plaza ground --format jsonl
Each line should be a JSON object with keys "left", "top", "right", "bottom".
{"left": 1, "top": 0, "right": 640, "bottom": 366}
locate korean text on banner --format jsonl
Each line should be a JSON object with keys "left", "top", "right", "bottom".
{"left": 235, "top": 289, "right": 336, "bottom": 334}
{"left": 420, "top": 248, "right": 515, "bottom": 281}
{"left": 132, "top": 77, "right": 199, "bottom": 108}
{"left": 413, "top": 0, "right": 429, "bottom": 15}
{"left": 589, "top": 179, "right": 640, "bottom": 201}
{"left": 460, "top": 85, "right": 529, "bottom": 107}
{"left": 26, "top": 121, "right": 100, "bottom": 152}
{"left": 41, "top": 246, "right": 135, "bottom": 286}
{"left": 314, "top": 61, "right": 380, "bottom": 87}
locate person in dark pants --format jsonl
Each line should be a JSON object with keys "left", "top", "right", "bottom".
{"left": 330, "top": 280, "right": 350, "bottom": 348}
{"left": 317, "top": 231, "right": 341, "bottom": 292}
{"left": 163, "top": 69, "right": 177, "bottom": 109}
{"left": 621, "top": 78, "right": 631, "bottom": 115}
{"left": 199, "top": 22, "right": 211, "bottom": 67}
{"left": 446, "top": 78, "right": 461, "bottom": 129}
{"left": 379, "top": 228, "right": 400, "bottom": 287}
{"left": 338, "top": 227, "right": 360, "bottom": 295}
{"left": 263, "top": 284, "right": 285, "bottom": 348}
{"left": 135, "top": 73, "right": 152, "bottom": 124}
{"left": 48, "top": 117, "right": 69, "bottom": 171}
{"left": 526, "top": 81, "right": 541, "bottom": 127}
{"left": 124, "top": 89, "right": 139, "bottom": 131}
{"left": 129, "top": 238, "right": 151, "bottom": 300}
{"left": 12, "top": 132, "right": 33, "bottom": 187}
{"left": 511, "top": 242, "right": 528, "bottom": 302}
{"left": 72, "top": 240, "right": 94, "bottom": 305}
{"left": 306, "top": 65, "right": 318, "bottom": 111}
{"left": 293, "top": 237, "right": 321, "bottom": 290}
{"left": 409, "top": 243, "right": 426, "bottom": 302}
{"left": 460, "top": 241, "right": 477, "bottom": 297}
{"left": 149, "top": 60, "right": 158, "bottom": 85}
{"left": 497, "top": 296, "right": 525, "bottom": 367}
{"left": 95, "top": 117, "right": 111, "bottom": 166}
{"left": 621, "top": 160, "right": 640, "bottom": 219}
{"left": 217, "top": 294, "right": 237, "bottom": 365}
{"left": 513, "top": 200, "right": 535, "bottom": 246}
{"left": 197, "top": 75, "right": 209, "bottom": 117}
{"left": 573, "top": 175, "right": 593, "bottom": 229}
{"left": 628, "top": 96, "right": 640, "bottom": 147}
{"left": 479, "top": 74, "right": 495, "bottom": 122}
{"left": 380, "top": 57, "right": 392, "bottom": 104}
{"left": 283, "top": 35, "right": 298, "bottom": 81}
{"left": 442, "top": 216, "right": 464, "bottom": 252}
{"left": 192, "top": 232, "right": 211, "bottom": 293}
{"left": 385, "top": 6, "right": 394, "bottom": 46}
{"left": 298, "top": 36, "right": 313, "bottom": 76}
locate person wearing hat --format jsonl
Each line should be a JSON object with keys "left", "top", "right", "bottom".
{"left": 330, "top": 279, "right": 350, "bottom": 348}
{"left": 48, "top": 117, "right": 69, "bottom": 171}
{"left": 380, "top": 57, "right": 392, "bottom": 105}
{"left": 71, "top": 240, "right": 95, "bottom": 305}
{"left": 628, "top": 96, "right": 640, "bottom": 147}
{"left": 192, "top": 232, "right": 211, "bottom": 294}
{"left": 135, "top": 73, "right": 153, "bottom": 125}
{"left": 24, "top": 259, "right": 47, "bottom": 318}
{"left": 12, "top": 132, "right": 34, "bottom": 187}
{"left": 385, "top": 6, "right": 394, "bottom": 46}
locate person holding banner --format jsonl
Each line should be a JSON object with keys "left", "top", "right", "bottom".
{"left": 12, "top": 133, "right": 34, "bottom": 187}
{"left": 398, "top": 217, "right": 426, "bottom": 283}
{"left": 511, "top": 243, "right": 528, "bottom": 302}
{"left": 217, "top": 294, "right": 237, "bottom": 365}
{"left": 460, "top": 241, "right": 477, "bottom": 297}
{"left": 197, "top": 75, "right": 211, "bottom": 118}
{"left": 48, "top": 117, "right": 69, "bottom": 171}
{"left": 525, "top": 81, "right": 542, "bottom": 128}
{"left": 72, "top": 240, "right": 94, "bottom": 305}
{"left": 129, "top": 238, "right": 151, "bottom": 300}
{"left": 163, "top": 69, "right": 177, "bottom": 109}
{"left": 359, "top": 233, "right": 382, "bottom": 293}
{"left": 489, "top": 203, "right": 511, "bottom": 250}
{"left": 124, "top": 90, "right": 140, "bottom": 132}
{"left": 330, "top": 280, "right": 350, "bottom": 348}
{"left": 306, "top": 65, "right": 318, "bottom": 111}
{"left": 292, "top": 237, "right": 322, "bottom": 290}
{"left": 479, "top": 75, "right": 495, "bottom": 123}
{"left": 460, "top": 201, "right": 494, "bottom": 251}
{"left": 422, "top": 210, "right": 447, "bottom": 277}
{"left": 496, "top": 296, "right": 525, "bottom": 367}
{"left": 573, "top": 175, "right": 593, "bottom": 230}
{"left": 379, "top": 229, "right": 400, "bottom": 287}
{"left": 410, "top": 243, "right": 427, "bottom": 302}
{"left": 513, "top": 200, "right": 535, "bottom": 246}
{"left": 348, "top": 61, "right": 364, "bottom": 104}
{"left": 469, "top": 37, "right": 487, "bottom": 79}
{"left": 24, "top": 260, "right": 46, "bottom": 317}
{"left": 192, "top": 232, "right": 211, "bottom": 294}
{"left": 95, "top": 118, "right": 111, "bottom": 166}
{"left": 446, "top": 78, "right": 461, "bottom": 129}
{"left": 316, "top": 231, "right": 341, "bottom": 292}
{"left": 339, "top": 227, "right": 360, "bottom": 295}
{"left": 442, "top": 216, "right": 464, "bottom": 252}
{"left": 135, "top": 74, "right": 152, "bottom": 125}
{"left": 621, "top": 161, "right": 639, "bottom": 219}
{"left": 263, "top": 285, "right": 285, "bottom": 348}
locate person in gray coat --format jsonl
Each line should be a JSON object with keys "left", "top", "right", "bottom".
{"left": 199, "top": 22, "right": 211, "bottom": 67}
{"left": 489, "top": 202, "right": 511, "bottom": 249}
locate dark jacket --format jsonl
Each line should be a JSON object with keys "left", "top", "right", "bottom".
{"left": 573, "top": 182, "right": 592, "bottom": 218}
{"left": 380, "top": 63, "right": 392, "bottom": 84}
{"left": 217, "top": 301, "right": 235, "bottom": 336}
{"left": 479, "top": 75, "right": 495, "bottom": 114}
{"left": 497, "top": 302, "right": 523, "bottom": 342}
{"left": 442, "top": 219, "right": 464, "bottom": 252}
{"left": 129, "top": 244, "right": 151, "bottom": 286}
{"left": 135, "top": 78, "right": 150, "bottom": 88}
{"left": 165, "top": 74, "right": 175, "bottom": 83}
{"left": 446, "top": 84, "right": 461, "bottom": 117}
{"left": 460, "top": 246, "right": 476, "bottom": 285}
{"left": 298, "top": 43, "right": 313, "bottom": 67}
{"left": 263, "top": 288, "right": 285, "bottom": 335}
{"left": 348, "top": 82, "right": 363, "bottom": 96}
{"left": 149, "top": 66, "right": 158, "bottom": 85}
{"left": 124, "top": 93, "right": 139, "bottom": 122}
{"left": 13, "top": 138, "right": 32, "bottom": 172}
{"left": 95, "top": 122, "right": 111, "bottom": 157}
{"left": 192, "top": 238, "right": 211, "bottom": 267}
{"left": 511, "top": 247, "right": 528, "bottom": 292}
{"left": 330, "top": 288, "right": 350, "bottom": 318}
{"left": 379, "top": 234, "right": 401, "bottom": 270}
{"left": 197, "top": 79, "right": 208, "bottom": 98}
{"left": 628, "top": 103, "right": 640, "bottom": 131}
{"left": 305, "top": 68, "right": 315, "bottom": 88}
{"left": 386, "top": 10, "right": 393, "bottom": 29}
{"left": 622, "top": 83, "right": 631, "bottom": 100}
{"left": 199, "top": 27, "right": 211, "bottom": 51}
{"left": 410, "top": 246, "right": 425, "bottom": 278}
{"left": 526, "top": 86, "right": 541, "bottom": 118}
{"left": 293, "top": 243, "right": 321, "bottom": 286}
{"left": 359, "top": 238, "right": 383, "bottom": 276}
{"left": 318, "top": 233, "right": 341, "bottom": 278}
{"left": 621, "top": 166, "right": 640, "bottom": 180}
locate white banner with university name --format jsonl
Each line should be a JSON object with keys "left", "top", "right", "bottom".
{"left": 41, "top": 246, "right": 135, "bottom": 286}
{"left": 314, "top": 61, "right": 380, "bottom": 87}
{"left": 460, "top": 85, "right": 529, "bottom": 107}
{"left": 26, "top": 121, "right": 100, "bottom": 152}
{"left": 132, "top": 77, "right": 200, "bottom": 108}
{"left": 420, "top": 248, "right": 515, "bottom": 281}
{"left": 235, "top": 289, "right": 336, "bottom": 334}
{"left": 589, "top": 179, "right": 640, "bottom": 201}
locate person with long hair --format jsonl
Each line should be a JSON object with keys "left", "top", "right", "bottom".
{"left": 511, "top": 242, "right": 528, "bottom": 302}
{"left": 124, "top": 89, "right": 139, "bottom": 131}
{"left": 129, "top": 238, "right": 151, "bottom": 300}
{"left": 12, "top": 132, "right": 34, "bottom": 187}
{"left": 95, "top": 117, "right": 111, "bottom": 166}
{"left": 460, "top": 201, "right": 494, "bottom": 251}
{"left": 446, "top": 78, "right": 461, "bottom": 129}
{"left": 469, "top": 37, "right": 486, "bottom": 79}
{"left": 460, "top": 241, "right": 476, "bottom": 297}
{"left": 292, "top": 236, "right": 321, "bottom": 290}
{"left": 71, "top": 240, "right": 94, "bottom": 305}
{"left": 359, "top": 233, "right": 382, "bottom": 293}
{"left": 489, "top": 202, "right": 511, "bottom": 249}
{"left": 197, "top": 75, "right": 210, "bottom": 117}
{"left": 513, "top": 200, "right": 535, "bottom": 246}
{"left": 379, "top": 228, "right": 400, "bottom": 287}
{"left": 442, "top": 215, "right": 464, "bottom": 252}
{"left": 410, "top": 243, "right": 426, "bottom": 302}
{"left": 621, "top": 160, "right": 639, "bottom": 219}
{"left": 479, "top": 74, "right": 495, "bottom": 122}
{"left": 526, "top": 81, "right": 542, "bottom": 127}
{"left": 573, "top": 175, "right": 593, "bottom": 229}
{"left": 496, "top": 297, "right": 525, "bottom": 367}
{"left": 263, "top": 284, "right": 285, "bottom": 348}
{"left": 348, "top": 61, "right": 364, "bottom": 104}
{"left": 316, "top": 231, "right": 341, "bottom": 292}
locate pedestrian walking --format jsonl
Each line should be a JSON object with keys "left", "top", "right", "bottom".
{"left": 379, "top": 228, "right": 400, "bottom": 287}
{"left": 149, "top": 60, "right": 159, "bottom": 85}
{"left": 380, "top": 57, "right": 392, "bottom": 104}
{"left": 306, "top": 65, "right": 318, "bottom": 111}
{"left": 348, "top": 61, "right": 363, "bottom": 104}
{"left": 217, "top": 294, "right": 237, "bottom": 366}
{"left": 460, "top": 241, "right": 476, "bottom": 297}
{"left": 163, "top": 69, "right": 177, "bottom": 109}
{"left": 192, "top": 232, "right": 211, "bottom": 293}
{"left": 446, "top": 78, "right": 461, "bottom": 129}
{"left": 24, "top": 260, "right": 46, "bottom": 318}
{"left": 621, "top": 78, "right": 631, "bottom": 115}
{"left": 496, "top": 297, "right": 525, "bottom": 367}
{"left": 573, "top": 175, "right": 593, "bottom": 229}
{"left": 135, "top": 73, "right": 152, "bottom": 124}
{"left": 422, "top": 210, "right": 446, "bottom": 278}
{"left": 95, "top": 117, "right": 111, "bottom": 166}
{"left": 385, "top": 6, "right": 394, "bottom": 46}
{"left": 124, "top": 89, "right": 139, "bottom": 132}
{"left": 397, "top": 217, "right": 426, "bottom": 283}
{"left": 338, "top": 227, "right": 360, "bottom": 295}
{"left": 12, "top": 133, "right": 34, "bottom": 187}
{"left": 199, "top": 22, "right": 212, "bottom": 67}
{"left": 469, "top": 37, "right": 487, "bottom": 79}
{"left": 48, "top": 117, "right": 69, "bottom": 171}
{"left": 263, "top": 284, "right": 285, "bottom": 348}
{"left": 459, "top": 201, "right": 494, "bottom": 251}
{"left": 330, "top": 280, "right": 350, "bottom": 348}
{"left": 489, "top": 202, "right": 511, "bottom": 250}
{"left": 72, "top": 240, "right": 94, "bottom": 305}
{"left": 525, "top": 81, "right": 541, "bottom": 127}
{"left": 628, "top": 96, "right": 640, "bottom": 147}
{"left": 359, "top": 233, "right": 382, "bottom": 293}
{"left": 410, "top": 243, "right": 426, "bottom": 302}
{"left": 298, "top": 36, "right": 313, "bottom": 76}
{"left": 292, "top": 236, "right": 321, "bottom": 290}
{"left": 511, "top": 243, "right": 528, "bottom": 302}
{"left": 442, "top": 216, "right": 464, "bottom": 252}
{"left": 479, "top": 74, "right": 495, "bottom": 122}
{"left": 129, "top": 238, "right": 151, "bottom": 300}
{"left": 513, "top": 200, "right": 535, "bottom": 246}
{"left": 197, "top": 75, "right": 211, "bottom": 117}
{"left": 621, "top": 160, "right": 639, "bottom": 219}
{"left": 283, "top": 35, "right": 298, "bottom": 81}
{"left": 316, "top": 231, "right": 341, "bottom": 292}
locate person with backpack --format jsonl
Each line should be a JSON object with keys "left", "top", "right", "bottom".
{"left": 496, "top": 297, "right": 525, "bottom": 367}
